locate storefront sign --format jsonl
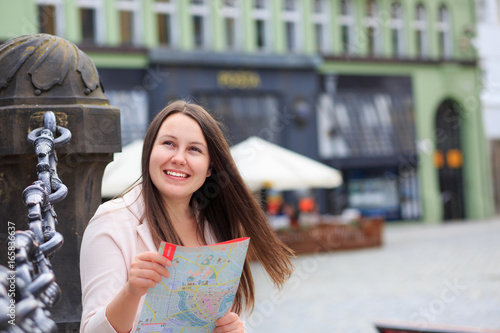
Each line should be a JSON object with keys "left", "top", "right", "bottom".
{"left": 217, "top": 71, "right": 261, "bottom": 89}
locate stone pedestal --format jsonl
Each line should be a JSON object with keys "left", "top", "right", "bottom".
{"left": 0, "top": 34, "right": 121, "bottom": 330}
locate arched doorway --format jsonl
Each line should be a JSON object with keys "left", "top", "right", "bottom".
{"left": 434, "top": 100, "right": 465, "bottom": 220}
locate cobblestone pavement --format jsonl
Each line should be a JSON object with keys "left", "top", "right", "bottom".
{"left": 246, "top": 218, "right": 500, "bottom": 333}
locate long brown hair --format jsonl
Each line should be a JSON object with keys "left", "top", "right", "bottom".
{"left": 140, "top": 100, "right": 294, "bottom": 313}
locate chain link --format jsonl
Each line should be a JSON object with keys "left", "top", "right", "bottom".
{"left": 1, "top": 111, "right": 71, "bottom": 333}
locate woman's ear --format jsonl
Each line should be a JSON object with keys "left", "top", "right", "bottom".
{"left": 206, "top": 166, "right": 212, "bottom": 178}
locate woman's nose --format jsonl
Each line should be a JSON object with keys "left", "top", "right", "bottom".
{"left": 171, "top": 150, "right": 186, "bottom": 165}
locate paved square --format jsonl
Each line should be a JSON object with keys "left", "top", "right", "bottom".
{"left": 247, "top": 218, "right": 500, "bottom": 332}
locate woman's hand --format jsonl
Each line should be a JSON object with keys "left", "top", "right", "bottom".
{"left": 125, "top": 251, "right": 171, "bottom": 298}
{"left": 213, "top": 312, "right": 244, "bottom": 333}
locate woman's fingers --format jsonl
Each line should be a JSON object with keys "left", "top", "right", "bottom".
{"left": 126, "top": 251, "right": 172, "bottom": 297}
{"left": 213, "top": 312, "right": 244, "bottom": 333}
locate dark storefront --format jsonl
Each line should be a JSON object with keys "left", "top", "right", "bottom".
{"left": 317, "top": 75, "right": 422, "bottom": 221}
{"left": 147, "top": 51, "right": 320, "bottom": 156}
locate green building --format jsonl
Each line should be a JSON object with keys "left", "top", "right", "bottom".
{"left": 0, "top": 0, "right": 493, "bottom": 223}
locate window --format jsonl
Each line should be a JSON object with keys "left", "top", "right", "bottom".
{"left": 221, "top": 0, "right": 242, "bottom": 50}
{"left": 365, "top": 0, "right": 381, "bottom": 57}
{"left": 190, "top": 0, "right": 210, "bottom": 49}
{"left": 311, "top": 0, "right": 330, "bottom": 53}
{"left": 475, "top": 0, "right": 486, "bottom": 22}
{"left": 77, "top": 0, "right": 105, "bottom": 45}
{"left": 437, "top": 5, "right": 452, "bottom": 58}
{"left": 414, "top": 3, "right": 429, "bottom": 58}
{"left": 282, "top": 0, "right": 302, "bottom": 53}
{"left": 154, "top": 0, "right": 178, "bottom": 47}
{"left": 389, "top": 1, "right": 405, "bottom": 57}
{"left": 253, "top": 0, "right": 272, "bottom": 52}
{"left": 36, "top": 0, "right": 64, "bottom": 36}
{"left": 339, "top": 0, "right": 356, "bottom": 54}
{"left": 116, "top": 0, "right": 142, "bottom": 46}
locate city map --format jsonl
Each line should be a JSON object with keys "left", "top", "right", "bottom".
{"left": 135, "top": 237, "right": 250, "bottom": 333}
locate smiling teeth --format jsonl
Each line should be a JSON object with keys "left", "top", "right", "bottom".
{"left": 166, "top": 171, "right": 188, "bottom": 178}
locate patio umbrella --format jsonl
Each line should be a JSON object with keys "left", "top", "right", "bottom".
{"left": 230, "top": 136, "right": 342, "bottom": 191}
{"left": 101, "top": 139, "right": 143, "bottom": 198}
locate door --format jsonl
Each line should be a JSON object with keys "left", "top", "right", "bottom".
{"left": 434, "top": 100, "right": 465, "bottom": 220}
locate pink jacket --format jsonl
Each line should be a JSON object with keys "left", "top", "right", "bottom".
{"left": 80, "top": 185, "right": 153, "bottom": 332}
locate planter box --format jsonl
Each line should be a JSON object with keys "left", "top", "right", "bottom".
{"left": 275, "top": 218, "right": 384, "bottom": 254}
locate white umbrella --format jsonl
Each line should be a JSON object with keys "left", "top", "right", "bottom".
{"left": 230, "top": 136, "right": 342, "bottom": 191}
{"left": 101, "top": 139, "right": 143, "bottom": 197}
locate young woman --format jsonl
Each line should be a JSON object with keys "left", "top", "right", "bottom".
{"left": 80, "top": 100, "right": 294, "bottom": 333}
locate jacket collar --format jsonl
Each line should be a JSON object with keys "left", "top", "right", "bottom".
{"left": 122, "top": 184, "right": 157, "bottom": 252}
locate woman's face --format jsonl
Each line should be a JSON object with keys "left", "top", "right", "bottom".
{"left": 149, "top": 113, "right": 211, "bottom": 204}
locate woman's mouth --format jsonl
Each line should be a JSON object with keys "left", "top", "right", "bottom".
{"left": 165, "top": 170, "right": 189, "bottom": 178}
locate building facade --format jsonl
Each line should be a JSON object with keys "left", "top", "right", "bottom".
{"left": 475, "top": 0, "right": 500, "bottom": 213}
{"left": 0, "top": 0, "right": 494, "bottom": 223}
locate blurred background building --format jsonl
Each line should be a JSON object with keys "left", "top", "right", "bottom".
{"left": 475, "top": 0, "right": 500, "bottom": 215}
{"left": 0, "top": 0, "right": 494, "bottom": 223}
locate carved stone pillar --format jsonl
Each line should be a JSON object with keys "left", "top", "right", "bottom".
{"left": 0, "top": 34, "right": 121, "bottom": 330}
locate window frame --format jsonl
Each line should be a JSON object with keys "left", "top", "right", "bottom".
{"left": 364, "top": 0, "right": 382, "bottom": 57}
{"left": 153, "top": 0, "right": 179, "bottom": 48}
{"left": 436, "top": 4, "right": 453, "bottom": 59}
{"left": 311, "top": 0, "right": 331, "bottom": 54}
{"left": 252, "top": 0, "right": 272, "bottom": 52}
{"left": 116, "top": 0, "right": 142, "bottom": 46}
{"left": 413, "top": 3, "right": 429, "bottom": 58}
{"left": 76, "top": 0, "right": 106, "bottom": 45}
{"left": 339, "top": 0, "right": 356, "bottom": 55}
{"left": 389, "top": 1, "right": 405, "bottom": 58}
{"left": 189, "top": 0, "right": 211, "bottom": 50}
{"left": 35, "top": 0, "right": 65, "bottom": 37}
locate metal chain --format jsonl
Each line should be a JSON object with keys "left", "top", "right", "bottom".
{"left": 1, "top": 111, "right": 71, "bottom": 333}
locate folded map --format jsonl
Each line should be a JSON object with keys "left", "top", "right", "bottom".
{"left": 135, "top": 237, "right": 250, "bottom": 333}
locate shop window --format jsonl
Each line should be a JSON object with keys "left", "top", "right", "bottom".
{"left": 414, "top": 3, "right": 429, "bottom": 58}
{"left": 106, "top": 90, "right": 148, "bottom": 147}
{"left": 389, "top": 1, "right": 405, "bottom": 57}
{"left": 312, "top": 0, "right": 330, "bottom": 53}
{"left": 365, "top": 0, "right": 381, "bottom": 57}
{"left": 36, "top": 0, "right": 64, "bottom": 36}
{"left": 197, "top": 93, "right": 280, "bottom": 145}
{"left": 339, "top": 0, "right": 356, "bottom": 54}
{"left": 154, "top": 0, "right": 177, "bottom": 48}
{"left": 116, "top": 0, "right": 142, "bottom": 46}
{"left": 77, "top": 0, "right": 105, "bottom": 45}
{"left": 190, "top": 0, "right": 210, "bottom": 49}
{"left": 437, "top": 5, "right": 452, "bottom": 59}
{"left": 253, "top": 0, "right": 271, "bottom": 52}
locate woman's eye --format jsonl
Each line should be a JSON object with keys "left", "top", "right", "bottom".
{"left": 163, "top": 141, "right": 174, "bottom": 146}
{"left": 190, "top": 147, "right": 202, "bottom": 153}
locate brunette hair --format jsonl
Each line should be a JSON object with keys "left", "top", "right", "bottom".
{"left": 140, "top": 100, "right": 294, "bottom": 313}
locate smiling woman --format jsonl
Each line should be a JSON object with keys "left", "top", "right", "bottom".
{"left": 80, "top": 100, "right": 295, "bottom": 333}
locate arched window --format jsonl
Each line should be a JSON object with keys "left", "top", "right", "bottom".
{"left": 365, "top": 0, "right": 381, "bottom": 57}
{"left": 414, "top": 3, "right": 429, "bottom": 58}
{"left": 339, "top": 0, "right": 356, "bottom": 54}
{"left": 437, "top": 5, "right": 452, "bottom": 58}
{"left": 389, "top": 1, "right": 405, "bottom": 57}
